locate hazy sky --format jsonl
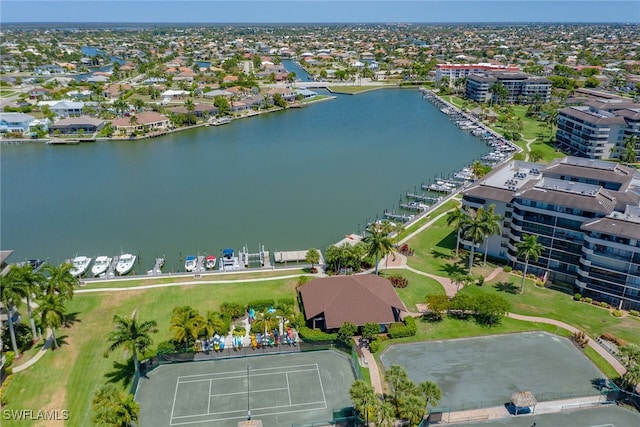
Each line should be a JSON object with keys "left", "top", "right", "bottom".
{"left": 1, "top": 1, "right": 638, "bottom": 24}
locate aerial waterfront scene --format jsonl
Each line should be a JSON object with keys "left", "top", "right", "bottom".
{"left": 1, "top": 1, "right": 640, "bottom": 427}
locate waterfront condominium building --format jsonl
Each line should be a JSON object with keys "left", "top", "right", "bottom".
{"left": 555, "top": 98, "right": 640, "bottom": 160}
{"left": 465, "top": 72, "right": 551, "bottom": 105}
{"left": 435, "top": 63, "right": 520, "bottom": 81}
{"left": 461, "top": 156, "right": 640, "bottom": 310}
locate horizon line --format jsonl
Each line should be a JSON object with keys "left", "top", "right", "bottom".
{"left": 2, "top": 21, "right": 638, "bottom": 25}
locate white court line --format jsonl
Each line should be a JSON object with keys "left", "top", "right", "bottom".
{"left": 207, "top": 379, "right": 212, "bottom": 415}
{"left": 171, "top": 401, "right": 327, "bottom": 420}
{"left": 178, "top": 368, "right": 317, "bottom": 384}
{"left": 589, "top": 425, "right": 615, "bottom": 427}
{"left": 176, "top": 363, "right": 318, "bottom": 380}
{"left": 170, "top": 405, "right": 327, "bottom": 426}
{"left": 169, "top": 376, "right": 180, "bottom": 421}
{"left": 286, "top": 372, "right": 292, "bottom": 405}
{"left": 209, "top": 386, "right": 288, "bottom": 397}
{"left": 314, "top": 364, "right": 328, "bottom": 409}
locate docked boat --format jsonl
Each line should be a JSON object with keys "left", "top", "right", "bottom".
{"left": 116, "top": 254, "right": 136, "bottom": 275}
{"left": 205, "top": 255, "right": 217, "bottom": 270}
{"left": 184, "top": 255, "right": 197, "bottom": 272}
{"left": 91, "top": 256, "right": 112, "bottom": 277}
{"left": 220, "top": 248, "right": 240, "bottom": 270}
{"left": 70, "top": 256, "right": 92, "bottom": 277}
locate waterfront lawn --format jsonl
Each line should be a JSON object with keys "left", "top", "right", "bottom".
{"left": 4, "top": 278, "right": 298, "bottom": 427}
{"left": 461, "top": 272, "right": 640, "bottom": 346}
{"left": 397, "top": 199, "right": 459, "bottom": 242}
{"left": 79, "top": 269, "right": 307, "bottom": 289}
{"left": 404, "top": 214, "right": 462, "bottom": 275}
{"left": 379, "top": 269, "right": 445, "bottom": 311}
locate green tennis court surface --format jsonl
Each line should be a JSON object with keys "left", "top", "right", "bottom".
{"left": 456, "top": 405, "right": 640, "bottom": 426}
{"left": 380, "top": 332, "right": 605, "bottom": 411}
{"left": 136, "top": 350, "right": 356, "bottom": 427}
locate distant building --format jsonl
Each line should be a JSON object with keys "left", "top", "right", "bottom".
{"left": 465, "top": 72, "right": 551, "bottom": 104}
{"left": 436, "top": 62, "right": 520, "bottom": 81}
{"left": 49, "top": 116, "right": 105, "bottom": 134}
{"left": 461, "top": 156, "right": 640, "bottom": 310}
{"left": 556, "top": 97, "right": 640, "bottom": 160}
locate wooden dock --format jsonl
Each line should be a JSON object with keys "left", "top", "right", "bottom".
{"left": 105, "top": 256, "right": 119, "bottom": 278}
{"left": 147, "top": 257, "right": 165, "bottom": 275}
{"left": 406, "top": 192, "right": 441, "bottom": 203}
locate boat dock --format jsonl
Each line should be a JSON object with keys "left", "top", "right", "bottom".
{"left": 239, "top": 245, "right": 271, "bottom": 268}
{"left": 399, "top": 202, "right": 428, "bottom": 212}
{"left": 406, "top": 192, "right": 442, "bottom": 203}
{"left": 195, "top": 255, "right": 206, "bottom": 273}
{"left": 383, "top": 211, "right": 413, "bottom": 223}
{"left": 105, "top": 256, "right": 119, "bottom": 278}
{"left": 147, "top": 257, "right": 165, "bottom": 276}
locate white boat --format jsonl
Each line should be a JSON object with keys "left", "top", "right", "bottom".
{"left": 116, "top": 254, "right": 136, "bottom": 275}
{"left": 205, "top": 255, "right": 217, "bottom": 270}
{"left": 184, "top": 255, "right": 197, "bottom": 272}
{"left": 70, "top": 256, "right": 92, "bottom": 277}
{"left": 221, "top": 248, "right": 240, "bottom": 270}
{"left": 91, "top": 256, "right": 112, "bottom": 277}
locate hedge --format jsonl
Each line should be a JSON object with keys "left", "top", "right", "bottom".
{"left": 387, "top": 316, "right": 417, "bottom": 339}
{"left": 298, "top": 326, "right": 338, "bottom": 342}
{"left": 247, "top": 299, "right": 276, "bottom": 311}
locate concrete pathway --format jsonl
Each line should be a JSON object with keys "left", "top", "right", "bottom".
{"left": 354, "top": 337, "right": 384, "bottom": 395}
{"left": 13, "top": 329, "right": 53, "bottom": 373}
{"left": 522, "top": 137, "right": 537, "bottom": 161}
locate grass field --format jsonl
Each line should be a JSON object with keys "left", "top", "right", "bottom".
{"left": 4, "top": 277, "right": 299, "bottom": 427}
{"left": 379, "top": 269, "right": 445, "bottom": 311}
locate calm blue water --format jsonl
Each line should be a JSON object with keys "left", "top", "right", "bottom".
{"left": 1, "top": 89, "right": 489, "bottom": 272}
{"left": 281, "top": 59, "right": 313, "bottom": 82}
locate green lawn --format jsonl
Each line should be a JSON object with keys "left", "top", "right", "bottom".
{"left": 379, "top": 269, "right": 445, "bottom": 311}
{"left": 404, "top": 214, "right": 459, "bottom": 275}
{"left": 396, "top": 199, "right": 459, "bottom": 242}
{"left": 461, "top": 273, "right": 640, "bottom": 346}
{"left": 4, "top": 278, "right": 299, "bottom": 427}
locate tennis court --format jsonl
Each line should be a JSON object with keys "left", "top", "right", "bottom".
{"left": 380, "top": 331, "right": 605, "bottom": 411}
{"left": 456, "top": 405, "right": 640, "bottom": 426}
{"left": 135, "top": 350, "right": 357, "bottom": 427}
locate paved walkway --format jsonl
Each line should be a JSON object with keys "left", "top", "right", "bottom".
{"left": 13, "top": 329, "right": 53, "bottom": 373}
{"left": 355, "top": 337, "right": 384, "bottom": 395}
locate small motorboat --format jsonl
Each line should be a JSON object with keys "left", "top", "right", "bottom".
{"left": 205, "top": 255, "right": 217, "bottom": 270}
{"left": 70, "top": 256, "right": 92, "bottom": 277}
{"left": 116, "top": 254, "right": 136, "bottom": 275}
{"left": 91, "top": 256, "right": 111, "bottom": 277}
{"left": 184, "top": 255, "right": 197, "bottom": 272}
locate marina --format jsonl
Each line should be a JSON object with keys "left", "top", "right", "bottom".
{"left": 2, "top": 89, "right": 492, "bottom": 271}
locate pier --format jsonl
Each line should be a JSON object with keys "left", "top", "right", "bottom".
{"left": 406, "top": 192, "right": 442, "bottom": 203}
{"left": 147, "top": 257, "right": 165, "bottom": 276}
{"left": 105, "top": 256, "right": 119, "bottom": 278}
{"left": 240, "top": 244, "right": 271, "bottom": 268}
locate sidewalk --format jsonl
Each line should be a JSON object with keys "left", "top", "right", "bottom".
{"left": 354, "top": 337, "right": 384, "bottom": 395}
{"left": 13, "top": 329, "right": 53, "bottom": 373}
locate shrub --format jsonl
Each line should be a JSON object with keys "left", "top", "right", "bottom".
{"left": 611, "top": 310, "right": 623, "bottom": 318}
{"left": 247, "top": 299, "right": 276, "bottom": 311}
{"left": 629, "top": 310, "right": 639, "bottom": 317}
{"left": 584, "top": 297, "right": 593, "bottom": 304}
{"left": 503, "top": 266, "right": 512, "bottom": 272}
{"left": 275, "top": 297, "right": 295, "bottom": 310}
{"left": 388, "top": 275, "right": 409, "bottom": 288}
{"left": 573, "top": 331, "right": 589, "bottom": 348}
{"left": 220, "top": 302, "right": 245, "bottom": 319}
{"left": 534, "top": 280, "right": 545, "bottom": 288}
{"left": 574, "top": 293, "right": 582, "bottom": 301}
{"left": 156, "top": 340, "right": 178, "bottom": 354}
{"left": 337, "top": 322, "right": 358, "bottom": 344}
{"left": 600, "top": 302, "right": 609, "bottom": 308}
{"left": 600, "top": 333, "right": 628, "bottom": 347}
{"left": 0, "top": 374, "right": 14, "bottom": 406}
{"left": 1, "top": 323, "right": 33, "bottom": 352}
{"left": 297, "top": 326, "right": 337, "bottom": 342}
{"left": 361, "top": 323, "right": 381, "bottom": 340}
{"left": 387, "top": 316, "right": 417, "bottom": 339}
{"left": 368, "top": 337, "right": 381, "bottom": 353}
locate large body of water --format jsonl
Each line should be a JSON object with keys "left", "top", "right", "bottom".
{"left": 1, "top": 88, "right": 489, "bottom": 273}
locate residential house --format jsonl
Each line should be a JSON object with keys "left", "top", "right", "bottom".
{"left": 111, "top": 111, "right": 170, "bottom": 134}
{"left": 0, "top": 112, "right": 36, "bottom": 134}
{"left": 49, "top": 116, "right": 105, "bottom": 135}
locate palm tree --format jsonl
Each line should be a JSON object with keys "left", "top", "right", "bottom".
{"left": 92, "top": 383, "right": 140, "bottom": 427}
{"left": 449, "top": 271, "right": 469, "bottom": 292}
{"left": 305, "top": 248, "right": 320, "bottom": 271}
{"left": 8, "top": 263, "right": 44, "bottom": 341}
{"left": 470, "top": 160, "right": 487, "bottom": 180}
{"left": 41, "top": 262, "right": 77, "bottom": 301}
{"left": 36, "top": 293, "right": 66, "bottom": 350}
{"left": 398, "top": 393, "right": 426, "bottom": 426}
{"left": 620, "top": 134, "right": 638, "bottom": 165}
{"left": 446, "top": 206, "right": 466, "bottom": 257}
{"left": 418, "top": 381, "right": 442, "bottom": 416}
{"left": 460, "top": 206, "right": 488, "bottom": 274}
{"left": 349, "top": 379, "right": 377, "bottom": 425}
{"left": 384, "top": 364, "right": 410, "bottom": 411}
{"left": 257, "top": 308, "right": 276, "bottom": 336}
{"left": 515, "top": 234, "right": 544, "bottom": 294}
{"left": 132, "top": 98, "right": 146, "bottom": 112}
{"left": 376, "top": 400, "right": 396, "bottom": 427}
{"left": 203, "top": 310, "right": 228, "bottom": 338}
{"left": 170, "top": 306, "right": 203, "bottom": 351}
{"left": 0, "top": 271, "right": 28, "bottom": 356}
{"left": 480, "top": 204, "right": 502, "bottom": 265}
{"left": 363, "top": 224, "right": 394, "bottom": 275}
{"left": 105, "top": 312, "right": 158, "bottom": 377}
